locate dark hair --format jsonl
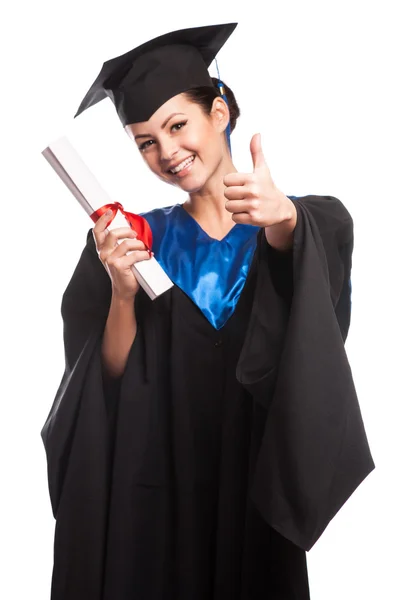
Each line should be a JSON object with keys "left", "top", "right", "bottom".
{"left": 183, "top": 77, "right": 240, "bottom": 132}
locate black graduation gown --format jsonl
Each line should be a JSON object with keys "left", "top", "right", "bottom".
{"left": 41, "top": 195, "right": 374, "bottom": 600}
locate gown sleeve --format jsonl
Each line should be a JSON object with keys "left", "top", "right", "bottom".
{"left": 236, "top": 194, "right": 375, "bottom": 551}
{"left": 40, "top": 230, "right": 117, "bottom": 518}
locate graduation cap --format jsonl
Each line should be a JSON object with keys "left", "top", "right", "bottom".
{"left": 74, "top": 23, "right": 237, "bottom": 126}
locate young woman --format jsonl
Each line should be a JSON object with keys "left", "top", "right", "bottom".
{"left": 41, "top": 23, "right": 374, "bottom": 600}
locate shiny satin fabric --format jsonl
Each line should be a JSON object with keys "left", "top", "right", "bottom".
{"left": 140, "top": 204, "right": 259, "bottom": 330}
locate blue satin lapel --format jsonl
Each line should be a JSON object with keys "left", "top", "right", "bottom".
{"left": 140, "top": 204, "right": 259, "bottom": 330}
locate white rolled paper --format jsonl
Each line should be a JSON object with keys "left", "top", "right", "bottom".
{"left": 42, "top": 136, "right": 173, "bottom": 300}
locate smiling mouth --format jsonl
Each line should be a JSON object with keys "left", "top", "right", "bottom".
{"left": 168, "top": 155, "right": 195, "bottom": 174}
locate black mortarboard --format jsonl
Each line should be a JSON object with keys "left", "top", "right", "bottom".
{"left": 74, "top": 23, "right": 237, "bottom": 126}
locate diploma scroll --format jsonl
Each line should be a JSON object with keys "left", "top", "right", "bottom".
{"left": 42, "top": 136, "right": 173, "bottom": 300}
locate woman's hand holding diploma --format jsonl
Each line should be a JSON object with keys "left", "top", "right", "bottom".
{"left": 92, "top": 209, "right": 152, "bottom": 300}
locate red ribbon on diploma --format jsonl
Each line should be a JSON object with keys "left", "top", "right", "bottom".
{"left": 90, "top": 202, "right": 153, "bottom": 251}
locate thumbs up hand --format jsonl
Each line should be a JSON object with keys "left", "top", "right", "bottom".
{"left": 223, "top": 133, "right": 295, "bottom": 229}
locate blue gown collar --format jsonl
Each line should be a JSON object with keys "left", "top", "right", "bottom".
{"left": 141, "top": 204, "right": 259, "bottom": 330}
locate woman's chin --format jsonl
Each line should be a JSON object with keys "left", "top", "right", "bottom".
{"left": 159, "top": 165, "right": 209, "bottom": 193}
{"left": 175, "top": 174, "right": 207, "bottom": 193}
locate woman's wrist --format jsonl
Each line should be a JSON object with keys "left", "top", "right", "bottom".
{"left": 111, "top": 287, "right": 137, "bottom": 305}
{"left": 264, "top": 196, "right": 297, "bottom": 251}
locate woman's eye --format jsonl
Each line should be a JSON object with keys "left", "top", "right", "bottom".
{"left": 171, "top": 121, "right": 187, "bottom": 132}
{"left": 138, "top": 122, "right": 187, "bottom": 151}
{"left": 139, "top": 139, "right": 154, "bottom": 151}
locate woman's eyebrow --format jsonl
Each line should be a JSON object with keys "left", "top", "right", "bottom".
{"left": 134, "top": 112, "right": 186, "bottom": 140}
{"left": 161, "top": 112, "right": 186, "bottom": 129}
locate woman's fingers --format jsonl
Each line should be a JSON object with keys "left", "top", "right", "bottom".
{"left": 118, "top": 250, "right": 152, "bottom": 270}
{"left": 92, "top": 214, "right": 152, "bottom": 298}
{"left": 93, "top": 222, "right": 137, "bottom": 254}
{"left": 92, "top": 210, "right": 113, "bottom": 249}
{"left": 103, "top": 228, "right": 138, "bottom": 251}
{"left": 104, "top": 238, "right": 147, "bottom": 262}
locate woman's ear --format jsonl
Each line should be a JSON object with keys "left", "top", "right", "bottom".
{"left": 210, "top": 96, "right": 230, "bottom": 133}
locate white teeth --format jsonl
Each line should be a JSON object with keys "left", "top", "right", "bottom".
{"left": 170, "top": 156, "right": 194, "bottom": 174}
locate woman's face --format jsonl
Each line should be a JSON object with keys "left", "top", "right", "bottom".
{"left": 125, "top": 93, "right": 229, "bottom": 193}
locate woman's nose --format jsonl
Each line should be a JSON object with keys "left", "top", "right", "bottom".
{"left": 159, "top": 139, "right": 179, "bottom": 162}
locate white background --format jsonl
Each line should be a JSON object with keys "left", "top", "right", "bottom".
{"left": 1, "top": 1, "right": 399, "bottom": 598}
